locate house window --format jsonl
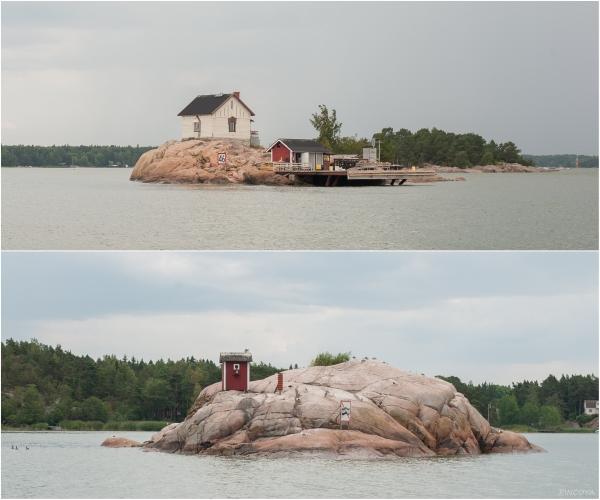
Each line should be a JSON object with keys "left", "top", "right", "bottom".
{"left": 228, "top": 117, "right": 236, "bottom": 133}
{"left": 193, "top": 122, "right": 200, "bottom": 132}
{"left": 231, "top": 101, "right": 233, "bottom": 109}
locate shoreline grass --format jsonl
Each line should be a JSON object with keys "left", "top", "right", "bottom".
{"left": 1, "top": 420, "right": 169, "bottom": 432}
{"left": 557, "top": 427, "right": 597, "bottom": 433}
{"left": 501, "top": 424, "right": 597, "bottom": 434}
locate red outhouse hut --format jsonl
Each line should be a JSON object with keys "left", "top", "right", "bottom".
{"left": 220, "top": 350, "right": 252, "bottom": 391}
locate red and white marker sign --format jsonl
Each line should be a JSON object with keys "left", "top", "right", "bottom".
{"left": 340, "top": 400, "right": 351, "bottom": 423}
{"left": 217, "top": 152, "right": 227, "bottom": 166}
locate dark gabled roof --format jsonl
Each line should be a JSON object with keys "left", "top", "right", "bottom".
{"left": 267, "top": 139, "right": 333, "bottom": 154}
{"left": 177, "top": 94, "right": 255, "bottom": 117}
{"left": 585, "top": 400, "right": 598, "bottom": 408}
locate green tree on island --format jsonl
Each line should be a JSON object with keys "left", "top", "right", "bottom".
{"left": 310, "top": 352, "right": 351, "bottom": 366}
{"left": 310, "top": 105, "right": 342, "bottom": 150}
{"left": 308, "top": 105, "right": 535, "bottom": 167}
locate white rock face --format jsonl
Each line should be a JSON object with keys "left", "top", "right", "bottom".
{"left": 145, "top": 359, "right": 545, "bottom": 458}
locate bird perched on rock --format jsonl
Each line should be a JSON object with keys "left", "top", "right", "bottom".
{"left": 11, "top": 445, "right": 14, "bottom": 449}
{"left": 26, "top": 446, "right": 29, "bottom": 450}
{"left": 15, "top": 446, "right": 18, "bottom": 450}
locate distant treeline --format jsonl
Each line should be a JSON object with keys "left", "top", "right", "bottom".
{"left": 311, "top": 105, "right": 535, "bottom": 167}
{"left": 437, "top": 374, "right": 598, "bottom": 428}
{"left": 1, "top": 145, "right": 156, "bottom": 167}
{"left": 522, "top": 154, "right": 599, "bottom": 168}
{"left": 375, "top": 128, "right": 535, "bottom": 167}
{"left": 1, "top": 339, "right": 287, "bottom": 427}
{"left": 2, "top": 339, "right": 597, "bottom": 430}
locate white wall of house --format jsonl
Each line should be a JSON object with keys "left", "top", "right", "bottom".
{"left": 181, "top": 95, "right": 251, "bottom": 143}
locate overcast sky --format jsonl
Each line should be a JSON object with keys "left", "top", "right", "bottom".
{"left": 2, "top": 251, "right": 597, "bottom": 385}
{"left": 2, "top": 1, "right": 598, "bottom": 155}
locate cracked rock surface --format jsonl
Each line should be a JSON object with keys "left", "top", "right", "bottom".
{"left": 143, "top": 359, "right": 545, "bottom": 458}
{"left": 130, "top": 139, "right": 290, "bottom": 185}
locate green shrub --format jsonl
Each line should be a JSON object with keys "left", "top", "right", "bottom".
{"left": 480, "top": 151, "right": 495, "bottom": 166}
{"left": 575, "top": 413, "right": 596, "bottom": 425}
{"left": 310, "top": 352, "right": 351, "bottom": 366}
{"left": 539, "top": 406, "right": 562, "bottom": 429}
{"left": 27, "top": 422, "right": 49, "bottom": 430}
{"left": 75, "top": 397, "right": 110, "bottom": 422}
{"left": 520, "top": 403, "right": 540, "bottom": 426}
{"left": 498, "top": 395, "right": 520, "bottom": 425}
{"left": 16, "top": 385, "right": 45, "bottom": 425}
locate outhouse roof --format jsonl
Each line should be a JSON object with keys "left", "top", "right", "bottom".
{"left": 220, "top": 351, "right": 253, "bottom": 363}
{"left": 266, "top": 139, "right": 334, "bottom": 154}
{"left": 177, "top": 93, "right": 255, "bottom": 117}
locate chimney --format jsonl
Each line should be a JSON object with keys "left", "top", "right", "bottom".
{"left": 233, "top": 92, "right": 240, "bottom": 99}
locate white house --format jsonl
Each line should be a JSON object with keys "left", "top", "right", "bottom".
{"left": 584, "top": 400, "right": 599, "bottom": 415}
{"left": 178, "top": 92, "right": 255, "bottom": 144}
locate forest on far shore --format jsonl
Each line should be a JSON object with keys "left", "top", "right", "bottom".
{"left": 0, "top": 144, "right": 155, "bottom": 168}
{"left": 2, "top": 339, "right": 597, "bottom": 430}
{"left": 522, "top": 154, "right": 599, "bottom": 168}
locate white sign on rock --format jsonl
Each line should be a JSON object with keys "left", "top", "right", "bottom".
{"left": 340, "top": 400, "right": 351, "bottom": 423}
{"left": 217, "top": 152, "right": 227, "bottom": 165}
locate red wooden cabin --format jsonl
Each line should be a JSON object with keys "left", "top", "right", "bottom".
{"left": 266, "top": 139, "right": 333, "bottom": 169}
{"left": 220, "top": 351, "right": 252, "bottom": 391}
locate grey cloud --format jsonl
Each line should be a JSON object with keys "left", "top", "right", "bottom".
{"left": 1, "top": 251, "right": 597, "bottom": 385}
{"left": 2, "top": 2, "right": 598, "bottom": 153}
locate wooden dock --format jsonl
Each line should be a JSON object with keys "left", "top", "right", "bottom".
{"left": 271, "top": 162, "right": 437, "bottom": 186}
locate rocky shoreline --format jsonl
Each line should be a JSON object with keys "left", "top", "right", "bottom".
{"left": 429, "top": 163, "right": 563, "bottom": 173}
{"left": 102, "top": 359, "right": 545, "bottom": 459}
{"left": 129, "top": 139, "right": 290, "bottom": 186}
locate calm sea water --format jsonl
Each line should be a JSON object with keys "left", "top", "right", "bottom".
{"left": 1, "top": 431, "right": 597, "bottom": 498}
{"left": 1, "top": 168, "right": 597, "bottom": 250}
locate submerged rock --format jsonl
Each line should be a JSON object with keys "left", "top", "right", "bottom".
{"left": 144, "top": 359, "right": 545, "bottom": 458}
{"left": 101, "top": 437, "right": 141, "bottom": 448}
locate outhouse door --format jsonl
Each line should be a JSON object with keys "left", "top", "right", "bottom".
{"left": 225, "top": 362, "right": 248, "bottom": 391}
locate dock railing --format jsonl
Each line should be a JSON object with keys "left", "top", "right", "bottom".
{"left": 272, "top": 162, "right": 313, "bottom": 172}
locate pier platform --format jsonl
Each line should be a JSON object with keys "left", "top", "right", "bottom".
{"left": 271, "top": 163, "right": 437, "bottom": 186}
